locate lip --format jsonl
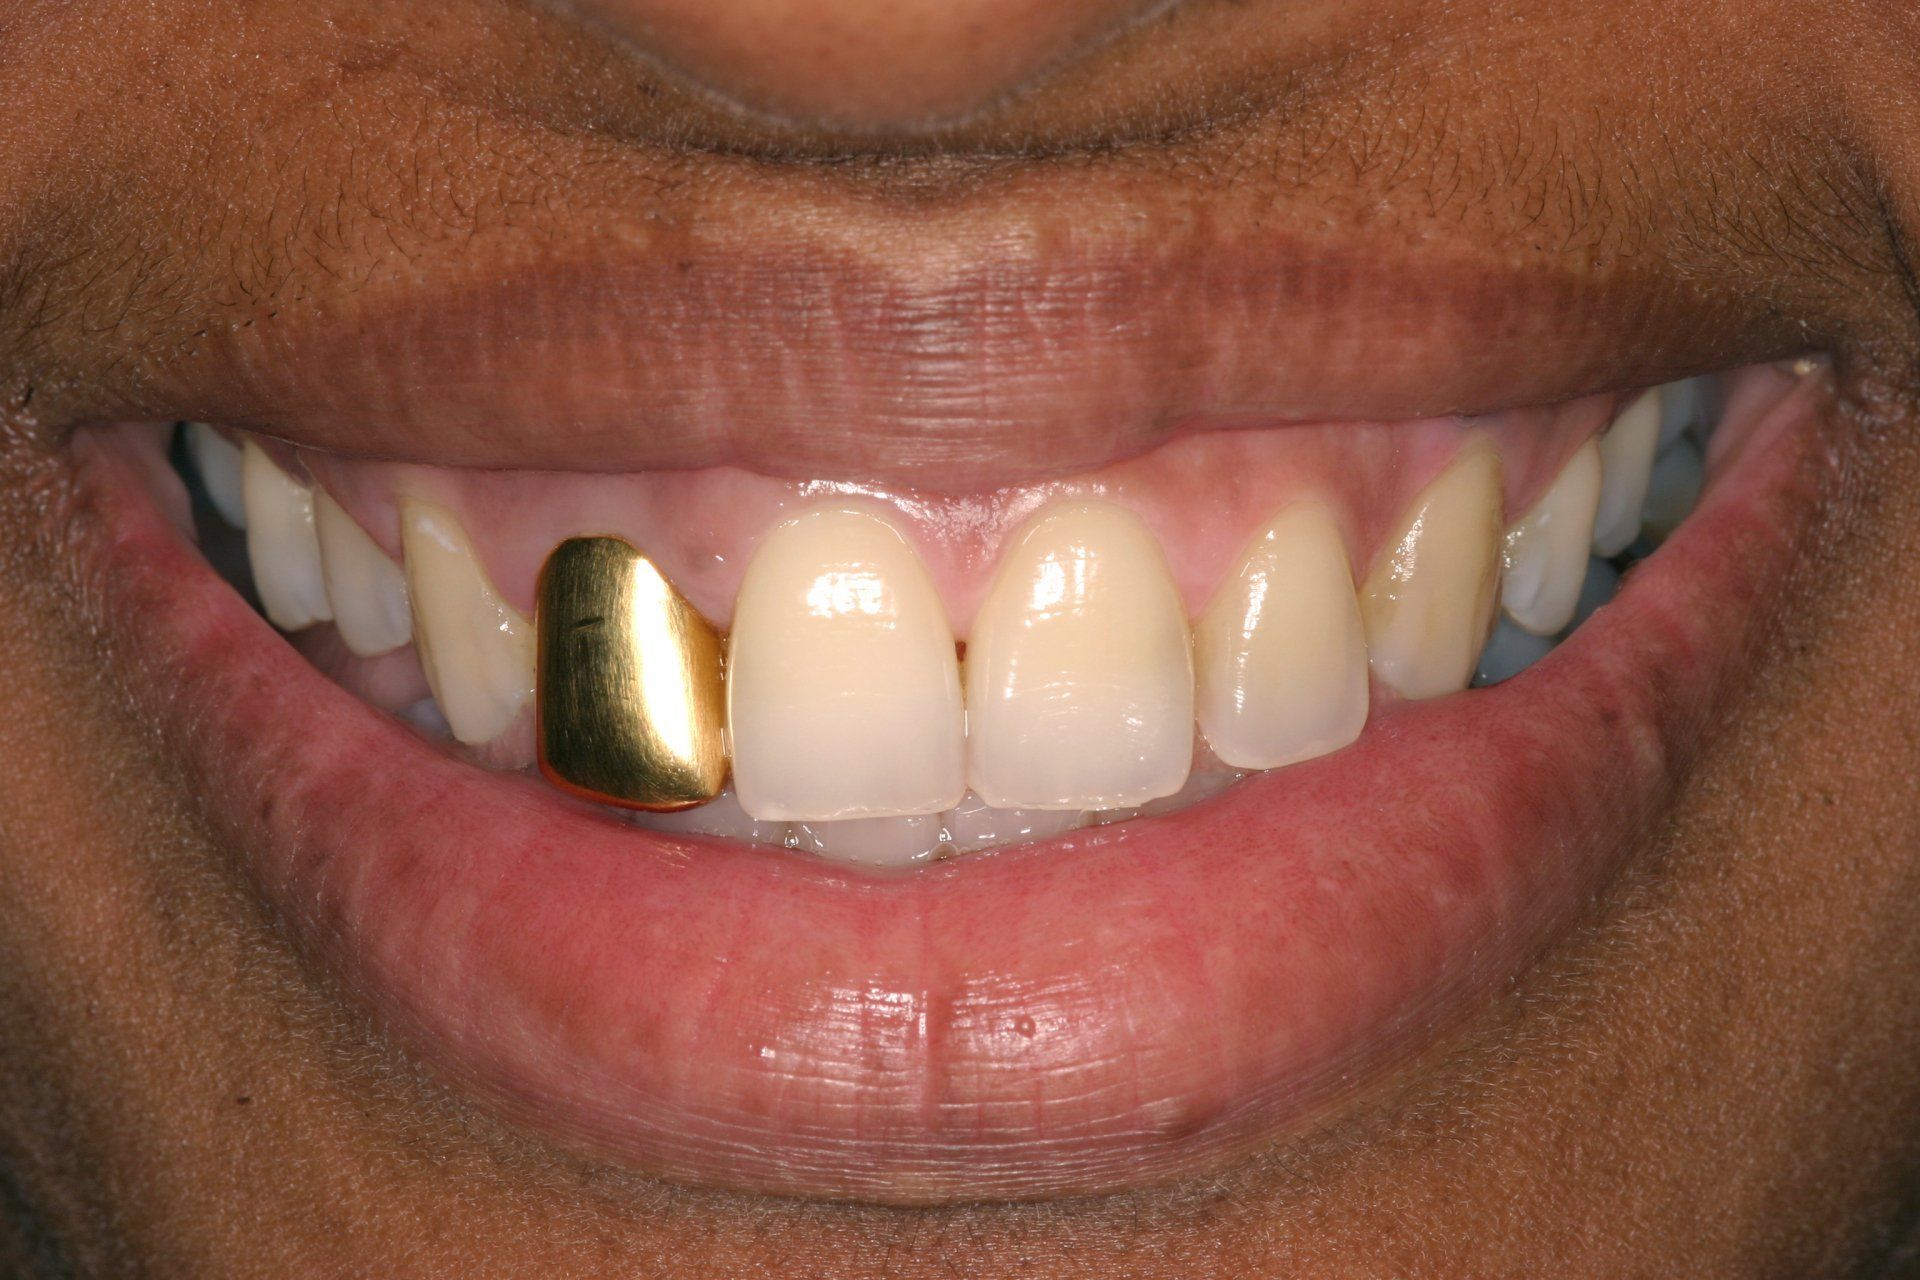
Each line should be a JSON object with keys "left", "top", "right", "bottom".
{"left": 124, "top": 228, "right": 1809, "bottom": 490}
{"left": 66, "top": 364, "right": 1834, "bottom": 1202}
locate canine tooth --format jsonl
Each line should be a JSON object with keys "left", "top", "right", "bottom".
{"left": 536, "top": 538, "right": 727, "bottom": 811}
{"left": 186, "top": 424, "right": 247, "bottom": 528}
{"left": 1641, "top": 437, "right": 1705, "bottom": 545}
{"left": 941, "top": 794, "right": 1084, "bottom": 854}
{"left": 1501, "top": 438, "right": 1602, "bottom": 636}
{"left": 1592, "top": 390, "right": 1661, "bottom": 556}
{"left": 789, "top": 814, "right": 943, "bottom": 867}
{"left": 400, "top": 498, "right": 533, "bottom": 746}
{"left": 314, "top": 491, "right": 411, "bottom": 657}
{"left": 728, "top": 506, "right": 965, "bottom": 823}
{"left": 1474, "top": 618, "right": 1556, "bottom": 686}
{"left": 1194, "top": 502, "right": 1368, "bottom": 769}
{"left": 1360, "top": 444, "right": 1503, "bottom": 700}
{"left": 241, "top": 441, "right": 333, "bottom": 631}
{"left": 966, "top": 501, "right": 1194, "bottom": 810}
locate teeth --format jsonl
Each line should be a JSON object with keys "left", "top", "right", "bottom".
{"left": 966, "top": 500, "right": 1194, "bottom": 810}
{"left": 1474, "top": 617, "right": 1556, "bottom": 686}
{"left": 728, "top": 505, "right": 966, "bottom": 823}
{"left": 1640, "top": 437, "right": 1705, "bottom": 545}
{"left": 1657, "top": 378, "right": 1703, "bottom": 451}
{"left": 1500, "top": 438, "right": 1602, "bottom": 636}
{"left": 1566, "top": 557, "right": 1621, "bottom": 634}
{"left": 632, "top": 787, "right": 787, "bottom": 845}
{"left": 186, "top": 424, "right": 247, "bottom": 528}
{"left": 241, "top": 441, "right": 333, "bottom": 631}
{"left": 400, "top": 498, "right": 534, "bottom": 746}
{"left": 789, "top": 814, "right": 944, "bottom": 868}
{"left": 1591, "top": 390, "right": 1662, "bottom": 556}
{"left": 1359, "top": 443, "right": 1503, "bottom": 700}
{"left": 314, "top": 491, "right": 412, "bottom": 657}
{"left": 1194, "top": 502, "right": 1369, "bottom": 769}
{"left": 536, "top": 537, "right": 727, "bottom": 811}
{"left": 939, "top": 794, "right": 1085, "bottom": 854}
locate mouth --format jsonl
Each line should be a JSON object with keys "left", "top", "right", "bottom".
{"left": 66, "top": 320, "right": 1838, "bottom": 1201}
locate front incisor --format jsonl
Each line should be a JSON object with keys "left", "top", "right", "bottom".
{"left": 536, "top": 537, "right": 728, "bottom": 811}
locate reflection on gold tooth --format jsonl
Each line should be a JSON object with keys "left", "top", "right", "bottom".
{"left": 536, "top": 537, "right": 728, "bottom": 811}
{"left": 1360, "top": 443, "right": 1504, "bottom": 700}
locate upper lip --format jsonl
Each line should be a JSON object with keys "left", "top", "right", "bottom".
{"left": 24, "top": 116, "right": 1818, "bottom": 488}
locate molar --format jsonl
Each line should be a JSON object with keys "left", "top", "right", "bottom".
{"left": 1500, "top": 438, "right": 1602, "bottom": 635}
{"left": 315, "top": 491, "right": 412, "bottom": 658}
{"left": 965, "top": 500, "right": 1195, "bottom": 810}
{"left": 186, "top": 423, "right": 246, "bottom": 528}
{"left": 1194, "top": 502, "right": 1369, "bottom": 769}
{"left": 1591, "top": 390, "right": 1661, "bottom": 555}
{"left": 1640, "top": 437, "right": 1705, "bottom": 545}
{"left": 401, "top": 498, "right": 534, "bottom": 746}
{"left": 728, "top": 505, "right": 966, "bottom": 823}
{"left": 241, "top": 441, "right": 333, "bottom": 632}
{"left": 1360, "top": 443, "right": 1504, "bottom": 700}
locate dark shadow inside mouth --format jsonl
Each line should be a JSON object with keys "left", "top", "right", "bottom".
{"left": 171, "top": 425, "right": 256, "bottom": 610}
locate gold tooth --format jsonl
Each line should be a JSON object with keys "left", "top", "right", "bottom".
{"left": 536, "top": 537, "right": 727, "bottom": 811}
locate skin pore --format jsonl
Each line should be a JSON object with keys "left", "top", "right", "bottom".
{"left": 2, "top": 0, "right": 1920, "bottom": 1274}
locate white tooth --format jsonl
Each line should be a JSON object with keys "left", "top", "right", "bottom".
{"left": 940, "top": 793, "right": 1084, "bottom": 854}
{"left": 315, "top": 491, "right": 411, "bottom": 658}
{"left": 789, "top": 814, "right": 943, "bottom": 867}
{"left": 633, "top": 788, "right": 788, "bottom": 846}
{"left": 1194, "top": 502, "right": 1369, "bottom": 769}
{"left": 1591, "top": 390, "right": 1661, "bottom": 556}
{"left": 1640, "top": 437, "right": 1705, "bottom": 545}
{"left": 1359, "top": 443, "right": 1503, "bottom": 700}
{"left": 1473, "top": 617, "right": 1556, "bottom": 686}
{"left": 966, "top": 500, "right": 1194, "bottom": 810}
{"left": 728, "top": 505, "right": 965, "bottom": 823}
{"left": 1657, "top": 378, "right": 1705, "bottom": 451}
{"left": 186, "top": 423, "right": 247, "bottom": 528}
{"left": 1500, "top": 438, "right": 1602, "bottom": 636}
{"left": 400, "top": 498, "right": 533, "bottom": 746}
{"left": 241, "top": 441, "right": 333, "bottom": 631}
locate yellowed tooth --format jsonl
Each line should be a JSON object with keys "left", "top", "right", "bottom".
{"left": 1195, "top": 502, "right": 1369, "bottom": 769}
{"left": 536, "top": 537, "right": 727, "bottom": 811}
{"left": 1360, "top": 443, "right": 1504, "bottom": 699}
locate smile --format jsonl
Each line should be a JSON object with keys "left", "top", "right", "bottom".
{"left": 72, "top": 341, "right": 1835, "bottom": 1201}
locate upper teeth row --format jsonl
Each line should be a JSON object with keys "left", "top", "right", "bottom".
{"left": 186, "top": 383, "right": 1702, "bottom": 832}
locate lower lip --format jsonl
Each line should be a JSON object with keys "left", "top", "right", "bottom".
{"left": 72, "top": 376, "right": 1829, "bottom": 1202}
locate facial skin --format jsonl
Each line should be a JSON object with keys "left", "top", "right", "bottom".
{"left": 2, "top": 0, "right": 1920, "bottom": 1274}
